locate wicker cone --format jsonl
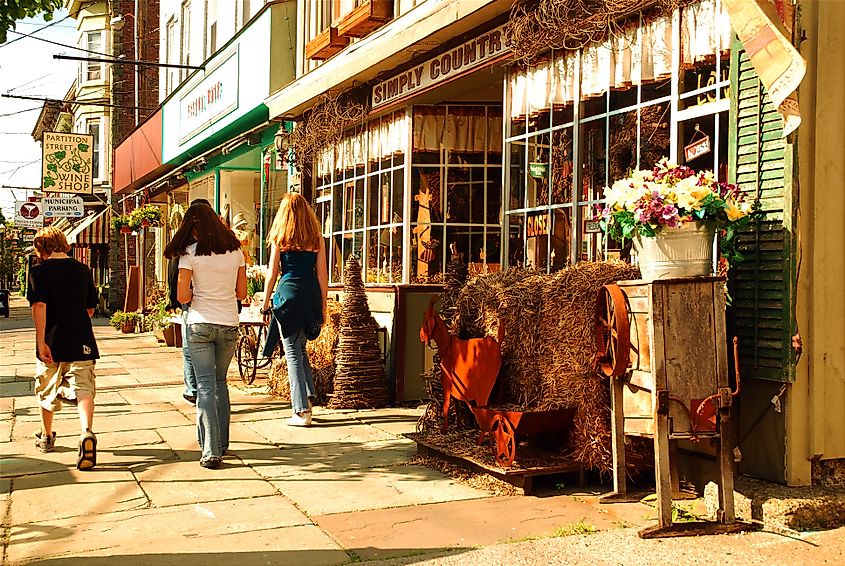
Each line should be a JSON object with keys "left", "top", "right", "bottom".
{"left": 328, "top": 256, "right": 390, "bottom": 409}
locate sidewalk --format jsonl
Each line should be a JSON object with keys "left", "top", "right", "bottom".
{"left": 2, "top": 292, "right": 843, "bottom": 565}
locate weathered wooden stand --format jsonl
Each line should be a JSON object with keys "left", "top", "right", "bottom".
{"left": 596, "top": 276, "right": 747, "bottom": 538}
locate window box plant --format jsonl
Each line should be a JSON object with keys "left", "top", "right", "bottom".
{"left": 111, "top": 214, "right": 132, "bottom": 234}
{"left": 109, "top": 310, "right": 141, "bottom": 333}
{"left": 129, "top": 205, "right": 162, "bottom": 229}
{"left": 599, "top": 158, "right": 755, "bottom": 282}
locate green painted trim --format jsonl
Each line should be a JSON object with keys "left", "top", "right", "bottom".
{"left": 166, "top": 105, "right": 270, "bottom": 166}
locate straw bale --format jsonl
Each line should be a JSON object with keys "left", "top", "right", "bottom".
{"left": 448, "top": 260, "right": 647, "bottom": 473}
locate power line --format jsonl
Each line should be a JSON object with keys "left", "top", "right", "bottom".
{"left": 0, "top": 132, "right": 32, "bottom": 135}
{"left": 0, "top": 107, "right": 41, "bottom": 118}
{"left": 0, "top": 94, "right": 154, "bottom": 111}
{"left": 1, "top": 16, "right": 71, "bottom": 49}
{"left": 54, "top": 54, "right": 205, "bottom": 70}
{"left": 6, "top": 29, "right": 112, "bottom": 57}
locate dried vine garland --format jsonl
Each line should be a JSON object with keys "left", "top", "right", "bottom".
{"left": 505, "top": 0, "right": 687, "bottom": 63}
{"left": 280, "top": 91, "right": 370, "bottom": 171}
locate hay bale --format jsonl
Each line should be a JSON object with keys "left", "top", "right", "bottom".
{"left": 269, "top": 298, "right": 342, "bottom": 405}
{"left": 451, "top": 260, "right": 647, "bottom": 473}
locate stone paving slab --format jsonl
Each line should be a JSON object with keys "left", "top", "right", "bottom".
{"left": 351, "top": 408, "right": 425, "bottom": 436}
{"left": 8, "top": 497, "right": 349, "bottom": 566}
{"left": 245, "top": 414, "right": 396, "bottom": 447}
{"left": 135, "top": 451, "right": 278, "bottom": 507}
{"left": 270, "top": 465, "right": 492, "bottom": 516}
{"left": 313, "top": 494, "right": 640, "bottom": 561}
{"left": 244, "top": 439, "right": 417, "bottom": 480}
{"left": 9, "top": 469, "right": 148, "bottom": 524}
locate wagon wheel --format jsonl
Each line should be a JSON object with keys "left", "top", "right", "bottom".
{"left": 236, "top": 333, "right": 258, "bottom": 384}
{"left": 254, "top": 326, "right": 273, "bottom": 370}
{"left": 490, "top": 414, "right": 517, "bottom": 468}
{"left": 595, "top": 284, "right": 631, "bottom": 378}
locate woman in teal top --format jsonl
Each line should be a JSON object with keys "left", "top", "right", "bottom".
{"left": 261, "top": 193, "right": 328, "bottom": 427}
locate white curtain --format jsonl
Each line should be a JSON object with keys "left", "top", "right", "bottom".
{"left": 413, "top": 107, "right": 502, "bottom": 153}
{"left": 508, "top": 0, "right": 729, "bottom": 119}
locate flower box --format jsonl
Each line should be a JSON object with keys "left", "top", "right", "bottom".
{"left": 305, "top": 26, "right": 349, "bottom": 61}
{"left": 336, "top": 1, "right": 393, "bottom": 39}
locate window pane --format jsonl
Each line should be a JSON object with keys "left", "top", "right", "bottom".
{"left": 639, "top": 103, "right": 671, "bottom": 172}
{"left": 411, "top": 223, "right": 442, "bottom": 283}
{"left": 508, "top": 140, "right": 526, "bottom": 210}
{"left": 506, "top": 213, "right": 524, "bottom": 268}
{"left": 551, "top": 128, "right": 574, "bottom": 205}
{"left": 550, "top": 208, "right": 572, "bottom": 270}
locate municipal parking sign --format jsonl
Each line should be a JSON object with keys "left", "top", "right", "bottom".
{"left": 44, "top": 196, "right": 85, "bottom": 218}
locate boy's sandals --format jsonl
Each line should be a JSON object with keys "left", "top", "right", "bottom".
{"left": 77, "top": 430, "right": 97, "bottom": 471}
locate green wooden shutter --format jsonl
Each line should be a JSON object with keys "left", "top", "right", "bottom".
{"left": 728, "top": 40, "right": 798, "bottom": 382}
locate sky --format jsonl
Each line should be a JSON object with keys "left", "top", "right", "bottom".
{"left": 0, "top": 10, "right": 78, "bottom": 220}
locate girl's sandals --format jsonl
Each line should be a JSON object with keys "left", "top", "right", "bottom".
{"left": 77, "top": 430, "right": 97, "bottom": 471}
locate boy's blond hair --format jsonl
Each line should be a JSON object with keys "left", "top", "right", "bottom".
{"left": 33, "top": 226, "right": 71, "bottom": 255}
{"left": 267, "top": 192, "right": 322, "bottom": 251}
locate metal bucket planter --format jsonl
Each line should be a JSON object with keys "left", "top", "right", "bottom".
{"left": 633, "top": 222, "right": 715, "bottom": 282}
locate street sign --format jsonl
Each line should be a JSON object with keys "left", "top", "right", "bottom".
{"left": 14, "top": 201, "right": 44, "bottom": 230}
{"left": 41, "top": 132, "right": 95, "bottom": 194}
{"left": 43, "top": 196, "right": 85, "bottom": 218}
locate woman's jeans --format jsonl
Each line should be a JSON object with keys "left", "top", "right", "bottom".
{"left": 188, "top": 323, "right": 238, "bottom": 460}
{"left": 181, "top": 308, "right": 197, "bottom": 398}
{"left": 281, "top": 327, "right": 315, "bottom": 415}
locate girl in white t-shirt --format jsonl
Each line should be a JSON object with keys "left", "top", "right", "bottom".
{"left": 165, "top": 203, "right": 246, "bottom": 469}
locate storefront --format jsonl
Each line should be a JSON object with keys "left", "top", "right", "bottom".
{"left": 276, "top": 19, "right": 508, "bottom": 400}
{"left": 115, "top": 1, "right": 296, "bottom": 286}
{"left": 503, "top": 0, "right": 732, "bottom": 270}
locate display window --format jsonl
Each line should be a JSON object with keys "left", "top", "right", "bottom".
{"left": 504, "top": 0, "right": 732, "bottom": 271}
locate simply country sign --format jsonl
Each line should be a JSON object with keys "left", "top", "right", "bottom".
{"left": 371, "top": 25, "right": 510, "bottom": 109}
{"left": 43, "top": 196, "right": 85, "bottom": 218}
{"left": 41, "top": 132, "right": 94, "bottom": 194}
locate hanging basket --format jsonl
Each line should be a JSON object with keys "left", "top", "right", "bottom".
{"left": 633, "top": 222, "right": 715, "bottom": 282}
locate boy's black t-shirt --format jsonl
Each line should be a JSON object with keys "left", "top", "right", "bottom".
{"left": 26, "top": 258, "right": 99, "bottom": 362}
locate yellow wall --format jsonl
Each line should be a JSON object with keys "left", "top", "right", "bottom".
{"left": 791, "top": 0, "right": 845, "bottom": 486}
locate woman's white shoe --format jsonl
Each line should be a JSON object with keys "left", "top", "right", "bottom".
{"left": 287, "top": 411, "right": 312, "bottom": 427}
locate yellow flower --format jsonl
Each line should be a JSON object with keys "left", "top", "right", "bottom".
{"left": 725, "top": 200, "right": 749, "bottom": 221}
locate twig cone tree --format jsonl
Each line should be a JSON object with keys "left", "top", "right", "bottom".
{"left": 328, "top": 255, "right": 390, "bottom": 409}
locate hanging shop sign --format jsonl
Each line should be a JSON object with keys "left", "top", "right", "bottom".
{"left": 43, "top": 196, "right": 85, "bottom": 218}
{"left": 41, "top": 132, "right": 94, "bottom": 194}
{"left": 372, "top": 24, "right": 509, "bottom": 109}
{"left": 684, "top": 133, "right": 712, "bottom": 163}
{"left": 178, "top": 49, "right": 240, "bottom": 144}
{"left": 14, "top": 200, "right": 44, "bottom": 229}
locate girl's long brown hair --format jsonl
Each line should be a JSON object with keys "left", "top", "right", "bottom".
{"left": 164, "top": 202, "right": 241, "bottom": 258}
{"left": 267, "top": 192, "right": 322, "bottom": 251}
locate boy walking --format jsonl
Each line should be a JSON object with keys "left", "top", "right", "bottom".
{"left": 27, "top": 226, "right": 99, "bottom": 470}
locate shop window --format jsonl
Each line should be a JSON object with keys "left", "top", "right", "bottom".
{"left": 504, "top": 0, "right": 731, "bottom": 272}
{"left": 319, "top": 111, "right": 407, "bottom": 285}
{"left": 411, "top": 105, "right": 503, "bottom": 282}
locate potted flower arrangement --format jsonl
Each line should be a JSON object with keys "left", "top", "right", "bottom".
{"left": 599, "top": 158, "right": 755, "bottom": 282}
{"left": 246, "top": 264, "right": 268, "bottom": 304}
{"left": 109, "top": 310, "right": 141, "bottom": 333}
{"left": 111, "top": 214, "right": 132, "bottom": 234}
{"left": 129, "top": 204, "right": 163, "bottom": 229}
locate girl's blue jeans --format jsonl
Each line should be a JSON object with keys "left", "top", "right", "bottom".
{"left": 181, "top": 308, "right": 197, "bottom": 398}
{"left": 281, "top": 327, "right": 315, "bottom": 415}
{"left": 188, "top": 323, "right": 238, "bottom": 460}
